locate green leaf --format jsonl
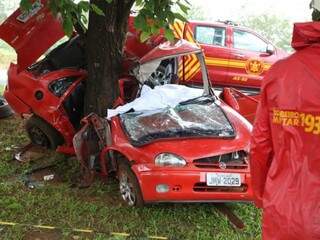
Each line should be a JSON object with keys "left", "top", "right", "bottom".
{"left": 78, "top": 1, "right": 90, "bottom": 11}
{"left": 63, "top": 15, "right": 74, "bottom": 37}
{"left": 164, "top": 29, "right": 175, "bottom": 42}
{"left": 150, "top": 25, "right": 159, "bottom": 34}
{"left": 174, "top": 12, "right": 187, "bottom": 22}
{"left": 177, "top": 2, "right": 190, "bottom": 14}
{"left": 56, "top": 0, "right": 64, "bottom": 9}
{"left": 20, "top": 0, "right": 32, "bottom": 11}
{"left": 81, "top": 14, "right": 88, "bottom": 24}
{"left": 140, "top": 31, "right": 150, "bottom": 42}
{"left": 105, "top": 0, "right": 113, "bottom": 3}
{"left": 135, "top": 0, "right": 143, "bottom": 7}
{"left": 134, "top": 14, "right": 148, "bottom": 32}
{"left": 48, "top": 0, "right": 58, "bottom": 16}
{"left": 167, "top": 12, "right": 175, "bottom": 23}
{"left": 91, "top": 3, "right": 105, "bottom": 16}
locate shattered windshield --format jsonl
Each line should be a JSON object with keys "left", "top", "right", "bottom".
{"left": 120, "top": 96, "right": 235, "bottom": 147}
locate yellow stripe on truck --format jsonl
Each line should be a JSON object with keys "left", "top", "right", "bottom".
{"left": 205, "top": 58, "right": 229, "bottom": 67}
{"left": 206, "top": 57, "right": 271, "bottom": 70}
{"left": 263, "top": 64, "right": 271, "bottom": 70}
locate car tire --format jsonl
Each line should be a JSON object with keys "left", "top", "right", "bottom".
{"left": 0, "top": 96, "right": 13, "bottom": 119}
{"left": 25, "top": 115, "right": 64, "bottom": 150}
{"left": 117, "top": 159, "right": 144, "bottom": 207}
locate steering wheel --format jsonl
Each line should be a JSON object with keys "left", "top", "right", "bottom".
{"left": 146, "top": 63, "right": 173, "bottom": 88}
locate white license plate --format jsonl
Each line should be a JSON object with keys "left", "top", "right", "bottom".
{"left": 206, "top": 173, "right": 241, "bottom": 187}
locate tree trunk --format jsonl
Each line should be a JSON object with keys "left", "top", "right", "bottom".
{"left": 85, "top": 0, "right": 135, "bottom": 116}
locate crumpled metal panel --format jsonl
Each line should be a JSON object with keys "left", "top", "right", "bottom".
{"left": 120, "top": 97, "right": 235, "bottom": 146}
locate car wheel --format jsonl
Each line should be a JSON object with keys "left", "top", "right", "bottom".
{"left": 25, "top": 115, "right": 64, "bottom": 150}
{"left": 118, "top": 159, "right": 144, "bottom": 207}
{"left": 0, "top": 96, "right": 13, "bottom": 119}
{"left": 146, "top": 61, "right": 175, "bottom": 87}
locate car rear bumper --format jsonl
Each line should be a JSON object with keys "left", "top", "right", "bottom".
{"left": 132, "top": 164, "right": 253, "bottom": 203}
{"left": 4, "top": 87, "right": 31, "bottom": 115}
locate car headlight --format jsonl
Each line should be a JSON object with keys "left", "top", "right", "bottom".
{"left": 155, "top": 153, "right": 186, "bottom": 167}
{"left": 48, "top": 76, "right": 78, "bottom": 97}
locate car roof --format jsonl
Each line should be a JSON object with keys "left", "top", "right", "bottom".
{"left": 139, "top": 39, "right": 202, "bottom": 64}
{"left": 188, "top": 20, "right": 254, "bottom": 32}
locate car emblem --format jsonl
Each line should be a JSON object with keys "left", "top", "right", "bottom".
{"left": 219, "top": 161, "right": 227, "bottom": 169}
{"left": 245, "top": 59, "right": 264, "bottom": 75}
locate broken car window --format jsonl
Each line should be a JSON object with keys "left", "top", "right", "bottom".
{"left": 120, "top": 97, "right": 235, "bottom": 146}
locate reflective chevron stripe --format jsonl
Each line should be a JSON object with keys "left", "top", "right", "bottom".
{"left": 171, "top": 20, "right": 201, "bottom": 81}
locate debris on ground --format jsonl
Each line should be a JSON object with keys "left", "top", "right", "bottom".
{"left": 14, "top": 144, "right": 47, "bottom": 163}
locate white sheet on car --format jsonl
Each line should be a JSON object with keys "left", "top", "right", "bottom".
{"left": 107, "top": 84, "right": 204, "bottom": 119}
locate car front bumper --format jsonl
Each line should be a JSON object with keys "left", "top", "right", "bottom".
{"left": 132, "top": 164, "right": 253, "bottom": 203}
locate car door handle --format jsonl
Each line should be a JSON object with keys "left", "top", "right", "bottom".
{"left": 234, "top": 54, "right": 245, "bottom": 59}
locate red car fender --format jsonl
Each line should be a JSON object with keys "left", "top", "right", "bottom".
{"left": 49, "top": 109, "right": 76, "bottom": 146}
{"left": 221, "top": 88, "right": 240, "bottom": 111}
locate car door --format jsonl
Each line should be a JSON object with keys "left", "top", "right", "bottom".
{"left": 228, "top": 28, "right": 278, "bottom": 90}
{"left": 190, "top": 24, "right": 231, "bottom": 86}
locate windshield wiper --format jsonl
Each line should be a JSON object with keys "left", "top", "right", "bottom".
{"left": 179, "top": 95, "right": 215, "bottom": 106}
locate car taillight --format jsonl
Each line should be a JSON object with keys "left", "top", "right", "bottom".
{"left": 48, "top": 77, "right": 78, "bottom": 97}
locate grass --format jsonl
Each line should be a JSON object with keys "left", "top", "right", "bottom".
{"left": 0, "top": 117, "right": 262, "bottom": 240}
{"left": 0, "top": 84, "right": 4, "bottom": 94}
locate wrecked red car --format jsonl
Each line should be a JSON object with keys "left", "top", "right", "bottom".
{"left": 74, "top": 40, "right": 253, "bottom": 206}
{"left": 0, "top": 1, "right": 254, "bottom": 205}
{"left": 0, "top": 0, "right": 164, "bottom": 153}
{"left": 0, "top": 1, "right": 260, "bottom": 153}
{"left": 0, "top": 1, "right": 257, "bottom": 153}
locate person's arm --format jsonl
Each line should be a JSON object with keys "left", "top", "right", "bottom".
{"left": 250, "top": 80, "right": 274, "bottom": 208}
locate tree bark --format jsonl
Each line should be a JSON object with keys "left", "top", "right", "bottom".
{"left": 85, "top": 0, "right": 135, "bottom": 116}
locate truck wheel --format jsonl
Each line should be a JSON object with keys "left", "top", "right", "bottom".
{"left": 25, "top": 116, "right": 64, "bottom": 150}
{"left": 0, "top": 96, "right": 13, "bottom": 119}
{"left": 118, "top": 159, "right": 144, "bottom": 207}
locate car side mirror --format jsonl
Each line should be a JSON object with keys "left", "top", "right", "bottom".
{"left": 266, "top": 44, "right": 275, "bottom": 55}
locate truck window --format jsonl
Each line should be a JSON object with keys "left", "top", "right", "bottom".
{"left": 195, "top": 26, "right": 226, "bottom": 47}
{"left": 233, "top": 30, "right": 268, "bottom": 52}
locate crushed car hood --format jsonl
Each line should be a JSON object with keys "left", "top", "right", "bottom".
{"left": 0, "top": 0, "right": 65, "bottom": 71}
{"left": 291, "top": 21, "right": 320, "bottom": 50}
{"left": 110, "top": 100, "right": 251, "bottom": 162}
{"left": 120, "top": 97, "right": 235, "bottom": 147}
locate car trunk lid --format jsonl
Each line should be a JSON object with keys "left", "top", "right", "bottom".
{"left": 0, "top": 0, "right": 65, "bottom": 71}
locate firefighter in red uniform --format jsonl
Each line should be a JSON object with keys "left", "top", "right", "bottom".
{"left": 250, "top": 1, "right": 320, "bottom": 239}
